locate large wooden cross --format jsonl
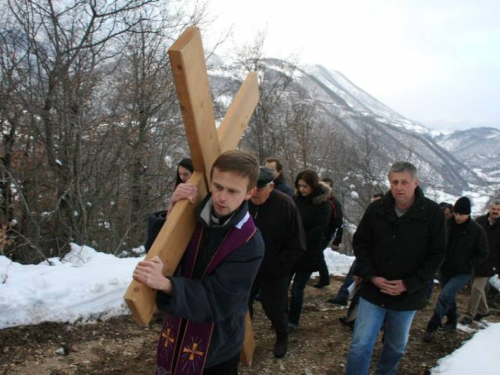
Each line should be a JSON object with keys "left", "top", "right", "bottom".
{"left": 123, "top": 27, "right": 259, "bottom": 365}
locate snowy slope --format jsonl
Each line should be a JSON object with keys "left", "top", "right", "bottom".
{"left": 302, "top": 65, "right": 429, "bottom": 134}
{"left": 0, "top": 245, "right": 353, "bottom": 329}
{"left": 435, "top": 127, "right": 500, "bottom": 171}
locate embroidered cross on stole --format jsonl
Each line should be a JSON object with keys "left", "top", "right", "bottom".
{"left": 156, "top": 216, "right": 256, "bottom": 375}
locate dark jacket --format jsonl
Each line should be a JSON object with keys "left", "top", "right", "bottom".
{"left": 249, "top": 190, "right": 306, "bottom": 280}
{"left": 325, "top": 195, "right": 344, "bottom": 246}
{"left": 475, "top": 214, "right": 500, "bottom": 277}
{"left": 440, "top": 217, "right": 489, "bottom": 276}
{"left": 150, "top": 195, "right": 264, "bottom": 368}
{"left": 293, "top": 183, "right": 332, "bottom": 273}
{"left": 273, "top": 173, "right": 294, "bottom": 198}
{"left": 353, "top": 187, "right": 446, "bottom": 311}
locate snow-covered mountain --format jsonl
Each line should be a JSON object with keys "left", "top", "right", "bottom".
{"left": 302, "top": 65, "right": 429, "bottom": 133}
{"left": 435, "top": 127, "right": 500, "bottom": 172}
{"left": 208, "top": 58, "right": 493, "bottom": 196}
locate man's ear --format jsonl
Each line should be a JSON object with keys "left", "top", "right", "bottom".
{"left": 245, "top": 186, "right": 257, "bottom": 200}
{"left": 269, "top": 182, "right": 275, "bottom": 192}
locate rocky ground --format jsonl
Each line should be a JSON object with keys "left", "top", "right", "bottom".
{"left": 2, "top": 276, "right": 499, "bottom": 375}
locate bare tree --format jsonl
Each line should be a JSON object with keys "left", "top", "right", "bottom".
{"left": 0, "top": 0, "right": 210, "bottom": 262}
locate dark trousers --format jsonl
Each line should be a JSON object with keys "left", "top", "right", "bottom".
{"left": 289, "top": 271, "right": 313, "bottom": 325}
{"left": 249, "top": 275, "right": 289, "bottom": 332}
{"left": 318, "top": 238, "right": 331, "bottom": 284}
{"left": 203, "top": 353, "right": 239, "bottom": 375}
{"left": 337, "top": 260, "right": 356, "bottom": 298}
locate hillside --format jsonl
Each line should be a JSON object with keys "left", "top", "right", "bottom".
{"left": 208, "top": 59, "right": 488, "bottom": 196}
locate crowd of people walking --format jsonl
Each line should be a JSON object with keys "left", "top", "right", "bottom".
{"left": 134, "top": 154, "right": 500, "bottom": 375}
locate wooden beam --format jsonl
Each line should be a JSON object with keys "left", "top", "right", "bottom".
{"left": 168, "top": 27, "right": 220, "bottom": 179}
{"left": 239, "top": 312, "right": 256, "bottom": 366}
{"left": 125, "top": 26, "right": 261, "bottom": 368}
{"left": 124, "top": 172, "right": 207, "bottom": 326}
{"left": 218, "top": 72, "right": 259, "bottom": 152}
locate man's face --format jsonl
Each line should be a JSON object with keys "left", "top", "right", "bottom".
{"left": 264, "top": 161, "right": 280, "bottom": 179}
{"left": 454, "top": 212, "right": 469, "bottom": 224}
{"left": 250, "top": 183, "right": 274, "bottom": 206}
{"left": 211, "top": 168, "right": 253, "bottom": 217}
{"left": 443, "top": 207, "right": 453, "bottom": 220}
{"left": 489, "top": 203, "right": 500, "bottom": 221}
{"left": 389, "top": 171, "right": 418, "bottom": 208}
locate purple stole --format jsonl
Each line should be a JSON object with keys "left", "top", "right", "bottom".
{"left": 156, "top": 215, "right": 256, "bottom": 375}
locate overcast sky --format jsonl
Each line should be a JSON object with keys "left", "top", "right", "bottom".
{"left": 206, "top": 0, "right": 500, "bottom": 132}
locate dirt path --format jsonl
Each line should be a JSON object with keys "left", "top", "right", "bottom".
{"left": 2, "top": 276, "right": 499, "bottom": 375}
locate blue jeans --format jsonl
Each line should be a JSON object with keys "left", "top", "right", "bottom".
{"left": 428, "top": 273, "right": 471, "bottom": 331}
{"left": 345, "top": 298, "right": 416, "bottom": 375}
{"left": 289, "top": 271, "right": 313, "bottom": 325}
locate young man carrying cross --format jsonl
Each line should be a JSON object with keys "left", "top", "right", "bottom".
{"left": 133, "top": 150, "right": 264, "bottom": 375}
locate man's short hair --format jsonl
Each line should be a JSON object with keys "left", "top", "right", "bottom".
{"left": 321, "top": 177, "right": 334, "bottom": 188}
{"left": 264, "top": 157, "right": 283, "bottom": 173}
{"left": 388, "top": 161, "right": 419, "bottom": 180}
{"left": 211, "top": 150, "right": 259, "bottom": 191}
{"left": 442, "top": 203, "right": 454, "bottom": 212}
{"left": 490, "top": 198, "right": 500, "bottom": 206}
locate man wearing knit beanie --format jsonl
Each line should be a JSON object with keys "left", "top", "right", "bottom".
{"left": 424, "top": 196, "right": 489, "bottom": 342}
{"left": 461, "top": 198, "right": 500, "bottom": 325}
{"left": 454, "top": 196, "right": 471, "bottom": 218}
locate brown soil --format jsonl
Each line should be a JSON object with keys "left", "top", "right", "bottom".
{"left": 1, "top": 276, "right": 499, "bottom": 375}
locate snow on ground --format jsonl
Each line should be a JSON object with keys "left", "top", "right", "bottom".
{"left": 0, "top": 245, "right": 352, "bottom": 330}
{"left": 1, "top": 244, "right": 499, "bottom": 374}
{"left": 311, "top": 247, "right": 354, "bottom": 279}
{"left": 0, "top": 244, "right": 138, "bottom": 329}
{"left": 431, "top": 323, "right": 500, "bottom": 375}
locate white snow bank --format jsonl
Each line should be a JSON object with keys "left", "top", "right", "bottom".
{"left": 431, "top": 323, "right": 500, "bottom": 374}
{"left": 0, "top": 244, "right": 140, "bottom": 329}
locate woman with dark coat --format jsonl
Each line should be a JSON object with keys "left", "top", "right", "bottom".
{"left": 145, "top": 158, "right": 194, "bottom": 252}
{"left": 288, "top": 169, "right": 332, "bottom": 328}
{"left": 175, "top": 158, "right": 194, "bottom": 187}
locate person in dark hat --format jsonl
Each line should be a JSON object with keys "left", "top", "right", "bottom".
{"left": 461, "top": 198, "right": 500, "bottom": 325}
{"left": 248, "top": 166, "right": 306, "bottom": 358}
{"left": 424, "top": 196, "right": 489, "bottom": 341}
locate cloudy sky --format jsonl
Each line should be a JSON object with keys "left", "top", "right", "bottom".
{"left": 206, "top": 0, "right": 500, "bottom": 132}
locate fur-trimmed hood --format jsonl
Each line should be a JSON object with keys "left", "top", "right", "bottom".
{"left": 315, "top": 182, "right": 332, "bottom": 205}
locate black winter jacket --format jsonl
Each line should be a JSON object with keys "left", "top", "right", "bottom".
{"left": 440, "top": 218, "right": 489, "bottom": 277}
{"left": 353, "top": 187, "right": 446, "bottom": 311}
{"left": 293, "top": 183, "right": 332, "bottom": 273}
{"left": 475, "top": 214, "right": 500, "bottom": 277}
{"left": 273, "top": 173, "right": 294, "bottom": 198}
{"left": 149, "top": 195, "right": 264, "bottom": 368}
{"left": 249, "top": 190, "right": 306, "bottom": 280}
